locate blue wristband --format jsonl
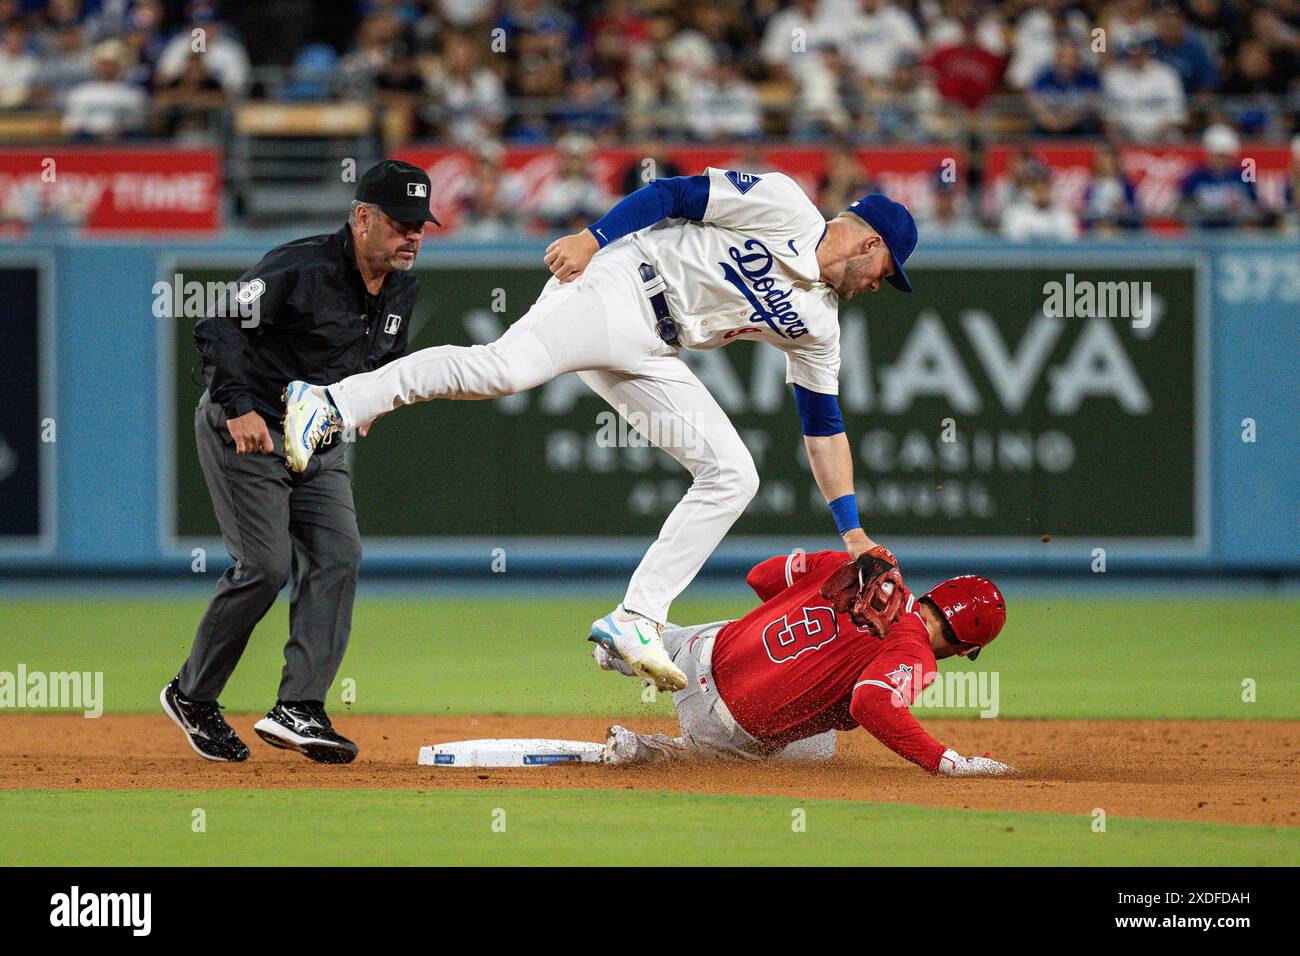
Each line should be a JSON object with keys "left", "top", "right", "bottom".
{"left": 828, "top": 494, "right": 860, "bottom": 536}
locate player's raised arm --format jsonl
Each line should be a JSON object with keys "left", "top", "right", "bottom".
{"left": 544, "top": 174, "right": 711, "bottom": 282}
{"left": 793, "top": 383, "right": 880, "bottom": 558}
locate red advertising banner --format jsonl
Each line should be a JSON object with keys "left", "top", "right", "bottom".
{"left": 396, "top": 144, "right": 963, "bottom": 234}
{"left": 984, "top": 142, "right": 1292, "bottom": 228}
{"left": 0, "top": 147, "right": 221, "bottom": 234}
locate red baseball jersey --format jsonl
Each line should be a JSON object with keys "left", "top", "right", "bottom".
{"left": 710, "top": 550, "right": 949, "bottom": 772}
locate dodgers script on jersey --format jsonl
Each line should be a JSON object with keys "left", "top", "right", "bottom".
{"left": 630, "top": 167, "right": 842, "bottom": 395}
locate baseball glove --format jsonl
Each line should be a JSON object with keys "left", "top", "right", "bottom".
{"left": 820, "top": 545, "right": 906, "bottom": 637}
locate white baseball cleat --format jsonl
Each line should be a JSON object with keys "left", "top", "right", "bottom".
{"left": 592, "top": 644, "right": 638, "bottom": 678}
{"left": 589, "top": 606, "right": 687, "bottom": 692}
{"left": 282, "top": 380, "right": 340, "bottom": 473}
{"left": 600, "top": 725, "right": 640, "bottom": 765}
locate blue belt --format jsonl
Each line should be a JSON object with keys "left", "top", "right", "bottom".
{"left": 638, "top": 262, "right": 679, "bottom": 347}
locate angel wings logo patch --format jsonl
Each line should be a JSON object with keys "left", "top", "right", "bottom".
{"left": 884, "top": 663, "right": 914, "bottom": 697}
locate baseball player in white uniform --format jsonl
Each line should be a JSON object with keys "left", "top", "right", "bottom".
{"left": 281, "top": 167, "right": 918, "bottom": 693}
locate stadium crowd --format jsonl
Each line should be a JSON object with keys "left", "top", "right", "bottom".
{"left": 0, "top": 0, "right": 1296, "bottom": 234}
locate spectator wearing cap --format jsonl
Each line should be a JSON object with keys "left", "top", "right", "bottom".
{"left": 1179, "top": 124, "right": 1262, "bottom": 230}
{"left": 62, "top": 39, "right": 148, "bottom": 139}
{"left": 1000, "top": 162, "right": 1079, "bottom": 242}
{"left": 0, "top": 25, "right": 39, "bottom": 107}
{"left": 120, "top": 0, "right": 167, "bottom": 89}
{"left": 1152, "top": 2, "right": 1218, "bottom": 93}
{"left": 154, "top": 2, "right": 250, "bottom": 96}
{"left": 1102, "top": 34, "right": 1187, "bottom": 141}
{"left": 1029, "top": 40, "right": 1103, "bottom": 136}
{"left": 1081, "top": 144, "right": 1142, "bottom": 235}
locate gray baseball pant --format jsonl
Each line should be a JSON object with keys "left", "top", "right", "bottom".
{"left": 615, "top": 620, "right": 837, "bottom": 763}
{"left": 177, "top": 392, "right": 361, "bottom": 703}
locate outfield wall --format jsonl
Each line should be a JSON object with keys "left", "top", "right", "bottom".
{"left": 0, "top": 234, "right": 1296, "bottom": 577}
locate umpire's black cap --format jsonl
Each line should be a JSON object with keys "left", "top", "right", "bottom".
{"left": 356, "top": 159, "right": 441, "bottom": 226}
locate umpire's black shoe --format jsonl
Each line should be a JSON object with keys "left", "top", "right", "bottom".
{"left": 254, "top": 701, "right": 358, "bottom": 764}
{"left": 160, "top": 678, "right": 251, "bottom": 762}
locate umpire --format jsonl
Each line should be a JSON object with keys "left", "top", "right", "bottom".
{"left": 162, "top": 160, "right": 439, "bottom": 764}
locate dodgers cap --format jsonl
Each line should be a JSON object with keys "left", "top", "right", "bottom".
{"left": 845, "top": 194, "right": 916, "bottom": 292}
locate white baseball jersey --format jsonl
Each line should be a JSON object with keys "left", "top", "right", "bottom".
{"left": 629, "top": 167, "right": 842, "bottom": 395}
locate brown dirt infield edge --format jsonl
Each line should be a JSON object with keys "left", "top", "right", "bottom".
{"left": 2, "top": 715, "right": 1296, "bottom": 827}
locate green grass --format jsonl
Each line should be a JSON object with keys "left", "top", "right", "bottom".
{"left": 1, "top": 789, "right": 1294, "bottom": 866}
{"left": 1, "top": 596, "right": 1296, "bottom": 719}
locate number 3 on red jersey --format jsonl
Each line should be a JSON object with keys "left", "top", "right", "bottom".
{"left": 761, "top": 606, "right": 839, "bottom": 664}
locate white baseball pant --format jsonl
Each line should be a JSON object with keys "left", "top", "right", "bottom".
{"left": 326, "top": 240, "right": 759, "bottom": 624}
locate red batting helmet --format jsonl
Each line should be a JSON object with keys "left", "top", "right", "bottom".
{"left": 921, "top": 576, "right": 1006, "bottom": 660}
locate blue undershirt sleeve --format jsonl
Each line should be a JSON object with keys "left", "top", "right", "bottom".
{"left": 587, "top": 175, "right": 710, "bottom": 248}
{"left": 793, "top": 384, "right": 846, "bottom": 437}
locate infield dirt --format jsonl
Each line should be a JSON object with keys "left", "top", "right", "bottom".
{"left": 3, "top": 715, "right": 1296, "bottom": 827}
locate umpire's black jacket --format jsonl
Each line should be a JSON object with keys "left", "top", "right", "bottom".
{"left": 196, "top": 223, "right": 416, "bottom": 425}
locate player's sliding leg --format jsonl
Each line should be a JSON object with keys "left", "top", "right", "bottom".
{"left": 284, "top": 245, "right": 664, "bottom": 472}
{"left": 579, "top": 360, "right": 757, "bottom": 691}
{"left": 601, "top": 622, "right": 778, "bottom": 765}
{"left": 601, "top": 725, "right": 692, "bottom": 764}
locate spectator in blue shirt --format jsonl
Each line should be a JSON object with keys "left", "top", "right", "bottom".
{"left": 1153, "top": 2, "right": 1218, "bottom": 93}
{"left": 1028, "top": 40, "right": 1102, "bottom": 137}
{"left": 1179, "top": 124, "right": 1262, "bottom": 230}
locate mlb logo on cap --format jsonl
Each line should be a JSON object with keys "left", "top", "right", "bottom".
{"left": 355, "top": 159, "right": 442, "bottom": 226}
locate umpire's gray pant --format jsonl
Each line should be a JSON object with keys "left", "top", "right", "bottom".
{"left": 178, "top": 392, "right": 361, "bottom": 703}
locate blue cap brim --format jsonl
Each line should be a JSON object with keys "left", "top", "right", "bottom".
{"left": 886, "top": 261, "right": 912, "bottom": 293}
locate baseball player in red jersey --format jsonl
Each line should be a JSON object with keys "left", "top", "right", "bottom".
{"left": 596, "top": 548, "right": 1013, "bottom": 776}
